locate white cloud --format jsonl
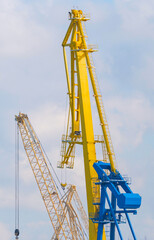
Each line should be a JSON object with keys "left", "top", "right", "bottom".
{"left": 105, "top": 94, "right": 154, "bottom": 151}
{"left": 20, "top": 190, "right": 44, "bottom": 211}
{"left": 133, "top": 56, "right": 154, "bottom": 90}
{"left": 0, "top": 0, "right": 52, "bottom": 57}
{"left": 27, "top": 220, "right": 50, "bottom": 228}
{"left": 141, "top": 216, "right": 154, "bottom": 239}
{"left": 81, "top": 1, "right": 112, "bottom": 23}
{"left": 29, "top": 103, "right": 66, "bottom": 141}
{"left": 0, "top": 222, "right": 11, "bottom": 240}
{"left": 0, "top": 188, "right": 14, "bottom": 208}
{"left": 145, "top": 216, "right": 154, "bottom": 228}
{"left": 116, "top": 0, "right": 154, "bottom": 40}
{"left": 19, "top": 152, "right": 34, "bottom": 185}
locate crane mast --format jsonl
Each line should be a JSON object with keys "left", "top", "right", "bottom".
{"left": 59, "top": 9, "right": 141, "bottom": 240}
{"left": 60, "top": 9, "right": 116, "bottom": 239}
{"left": 15, "top": 113, "right": 87, "bottom": 240}
{"left": 61, "top": 9, "right": 116, "bottom": 173}
{"left": 73, "top": 186, "right": 89, "bottom": 233}
{"left": 51, "top": 185, "right": 88, "bottom": 240}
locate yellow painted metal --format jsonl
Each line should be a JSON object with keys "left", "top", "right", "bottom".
{"left": 62, "top": 9, "right": 116, "bottom": 173}
{"left": 15, "top": 113, "right": 75, "bottom": 240}
{"left": 63, "top": 47, "right": 71, "bottom": 98}
{"left": 77, "top": 21, "right": 116, "bottom": 173}
{"left": 59, "top": 134, "right": 105, "bottom": 169}
{"left": 60, "top": 9, "right": 117, "bottom": 239}
{"left": 75, "top": 49, "right": 100, "bottom": 239}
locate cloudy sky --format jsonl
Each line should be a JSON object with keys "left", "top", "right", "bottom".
{"left": 0, "top": 0, "right": 154, "bottom": 239}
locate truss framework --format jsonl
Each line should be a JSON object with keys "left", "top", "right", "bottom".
{"left": 16, "top": 113, "right": 75, "bottom": 240}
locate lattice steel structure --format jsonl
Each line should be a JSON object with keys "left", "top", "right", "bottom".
{"left": 16, "top": 113, "right": 86, "bottom": 240}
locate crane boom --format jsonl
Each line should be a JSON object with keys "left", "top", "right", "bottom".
{"left": 73, "top": 187, "right": 89, "bottom": 233}
{"left": 15, "top": 113, "right": 75, "bottom": 240}
{"left": 51, "top": 185, "right": 87, "bottom": 240}
{"left": 61, "top": 10, "right": 116, "bottom": 173}
{"left": 59, "top": 9, "right": 141, "bottom": 240}
{"left": 60, "top": 9, "right": 112, "bottom": 239}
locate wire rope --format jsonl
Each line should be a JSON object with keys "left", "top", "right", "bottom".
{"left": 15, "top": 121, "right": 19, "bottom": 239}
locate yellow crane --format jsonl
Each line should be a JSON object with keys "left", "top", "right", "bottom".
{"left": 58, "top": 9, "right": 117, "bottom": 239}
{"left": 15, "top": 113, "right": 88, "bottom": 240}
{"left": 15, "top": 9, "right": 141, "bottom": 240}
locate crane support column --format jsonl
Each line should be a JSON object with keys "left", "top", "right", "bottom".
{"left": 110, "top": 193, "right": 116, "bottom": 240}
{"left": 91, "top": 161, "right": 141, "bottom": 240}
{"left": 76, "top": 50, "right": 99, "bottom": 239}
{"left": 61, "top": 9, "right": 141, "bottom": 240}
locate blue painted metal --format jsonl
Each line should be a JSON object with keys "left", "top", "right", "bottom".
{"left": 105, "top": 191, "right": 123, "bottom": 240}
{"left": 90, "top": 161, "right": 142, "bottom": 240}
{"left": 97, "top": 187, "right": 106, "bottom": 240}
{"left": 125, "top": 211, "right": 137, "bottom": 240}
{"left": 110, "top": 193, "right": 116, "bottom": 240}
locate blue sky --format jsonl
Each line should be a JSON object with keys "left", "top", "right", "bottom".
{"left": 0, "top": 0, "right": 154, "bottom": 239}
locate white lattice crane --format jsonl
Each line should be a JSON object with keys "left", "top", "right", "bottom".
{"left": 15, "top": 113, "right": 88, "bottom": 240}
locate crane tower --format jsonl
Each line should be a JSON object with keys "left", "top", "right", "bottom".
{"left": 59, "top": 9, "right": 141, "bottom": 240}
{"left": 15, "top": 113, "right": 88, "bottom": 240}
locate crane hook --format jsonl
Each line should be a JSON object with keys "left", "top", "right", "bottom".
{"left": 14, "top": 228, "right": 19, "bottom": 239}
